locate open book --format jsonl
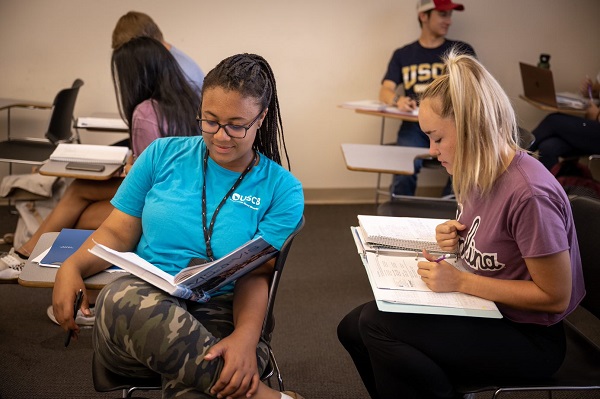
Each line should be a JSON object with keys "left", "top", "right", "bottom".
{"left": 49, "top": 143, "right": 129, "bottom": 164}
{"left": 89, "top": 237, "right": 277, "bottom": 303}
{"left": 351, "top": 226, "right": 501, "bottom": 318}
{"left": 357, "top": 215, "right": 450, "bottom": 254}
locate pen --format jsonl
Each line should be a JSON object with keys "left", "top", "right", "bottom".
{"left": 64, "top": 289, "right": 84, "bottom": 347}
{"left": 434, "top": 254, "right": 451, "bottom": 263}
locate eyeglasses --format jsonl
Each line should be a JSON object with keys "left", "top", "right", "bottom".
{"left": 196, "top": 110, "right": 263, "bottom": 139}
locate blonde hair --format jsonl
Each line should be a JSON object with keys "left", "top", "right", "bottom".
{"left": 420, "top": 49, "right": 520, "bottom": 203}
{"left": 111, "top": 11, "right": 164, "bottom": 50}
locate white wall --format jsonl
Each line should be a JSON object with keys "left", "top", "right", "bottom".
{"left": 1, "top": 0, "right": 599, "bottom": 198}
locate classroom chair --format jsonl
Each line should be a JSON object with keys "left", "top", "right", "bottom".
{"left": 92, "top": 216, "right": 305, "bottom": 398}
{"left": 454, "top": 195, "right": 600, "bottom": 398}
{"left": 0, "top": 79, "right": 83, "bottom": 175}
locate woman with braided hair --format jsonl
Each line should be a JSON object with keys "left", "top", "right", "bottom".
{"left": 52, "top": 53, "right": 305, "bottom": 399}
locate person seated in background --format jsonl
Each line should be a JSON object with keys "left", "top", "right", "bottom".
{"left": 379, "top": 0, "right": 475, "bottom": 197}
{"left": 529, "top": 73, "right": 600, "bottom": 170}
{"left": 0, "top": 37, "right": 200, "bottom": 290}
{"left": 338, "top": 50, "right": 584, "bottom": 399}
{"left": 52, "top": 53, "right": 305, "bottom": 399}
{"left": 112, "top": 10, "right": 205, "bottom": 92}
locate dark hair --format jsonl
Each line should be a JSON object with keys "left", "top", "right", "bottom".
{"left": 200, "top": 53, "right": 290, "bottom": 169}
{"left": 112, "top": 11, "right": 164, "bottom": 50}
{"left": 418, "top": 10, "right": 434, "bottom": 28}
{"left": 111, "top": 36, "right": 200, "bottom": 145}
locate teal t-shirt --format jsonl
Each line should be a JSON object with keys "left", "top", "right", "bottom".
{"left": 111, "top": 136, "right": 304, "bottom": 294}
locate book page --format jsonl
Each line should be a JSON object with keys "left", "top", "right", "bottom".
{"left": 365, "top": 252, "right": 455, "bottom": 291}
{"left": 363, "top": 253, "right": 498, "bottom": 312}
{"left": 89, "top": 242, "right": 176, "bottom": 285}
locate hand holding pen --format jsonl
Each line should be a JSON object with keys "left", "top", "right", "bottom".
{"left": 417, "top": 250, "right": 460, "bottom": 292}
{"left": 64, "top": 289, "right": 84, "bottom": 347}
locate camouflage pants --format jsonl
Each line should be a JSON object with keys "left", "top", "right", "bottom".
{"left": 93, "top": 275, "right": 269, "bottom": 399}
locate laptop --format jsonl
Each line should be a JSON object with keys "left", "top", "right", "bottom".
{"left": 519, "top": 62, "right": 586, "bottom": 110}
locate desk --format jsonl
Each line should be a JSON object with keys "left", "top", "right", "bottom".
{"left": 341, "top": 143, "right": 430, "bottom": 203}
{"left": 0, "top": 97, "right": 53, "bottom": 139}
{"left": 38, "top": 160, "right": 123, "bottom": 180}
{"left": 18, "top": 232, "right": 127, "bottom": 289}
{"left": 519, "top": 94, "right": 586, "bottom": 117}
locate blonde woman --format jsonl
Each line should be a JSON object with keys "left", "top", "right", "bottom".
{"left": 338, "top": 50, "right": 584, "bottom": 399}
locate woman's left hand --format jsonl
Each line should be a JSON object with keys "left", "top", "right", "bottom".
{"left": 417, "top": 249, "right": 463, "bottom": 292}
{"left": 204, "top": 332, "right": 260, "bottom": 399}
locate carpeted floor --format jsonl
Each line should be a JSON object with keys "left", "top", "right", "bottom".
{"left": 0, "top": 204, "right": 599, "bottom": 399}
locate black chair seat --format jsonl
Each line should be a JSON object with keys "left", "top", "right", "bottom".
{"left": 0, "top": 139, "right": 57, "bottom": 165}
{"left": 92, "top": 354, "right": 161, "bottom": 394}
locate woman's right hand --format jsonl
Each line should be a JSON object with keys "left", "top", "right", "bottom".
{"left": 52, "top": 264, "right": 88, "bottom": 336}
{"left": 435, "top": 220, "right": 466, "bottom": 252}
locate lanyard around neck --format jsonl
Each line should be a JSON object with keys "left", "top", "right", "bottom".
{"left": 201, "top": 149, "right": 257, "bottom": 261}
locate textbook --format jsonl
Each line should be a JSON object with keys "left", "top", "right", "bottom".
{"left": 49, "top": 143, "right": 129, "bottom": 165}
{"left": 350, "top": 226, "right": 502, "bottom": 318}
{"left": 89, "top": 237, "right": 277, "bottom": 303}
{"left": 39, "top": 228, "right": 93, "bottom": 267}
{"left": 357, "top": 215, "right": 450, "bottom": 254}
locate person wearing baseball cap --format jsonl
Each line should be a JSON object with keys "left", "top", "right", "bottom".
{"left": 379, "top": 0, "right": 475, "bottom": 198}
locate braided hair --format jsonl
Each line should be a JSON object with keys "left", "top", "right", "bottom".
{"left": 201, "top": 53, "right": 290, "bottom": 169}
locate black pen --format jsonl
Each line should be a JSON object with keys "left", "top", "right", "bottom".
{"left": 64, "top": 289, "right": 84, "bottom": 347}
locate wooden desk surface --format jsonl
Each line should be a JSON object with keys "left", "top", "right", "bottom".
{"left": 39, "top": 160, "right": 123, "bottom": 180}
{"left": 18, "top": 232, "right": 127, "bottom": 289}
{"left": 0, "top": 97, "right": 52, "bottom": 111}
{"left": 354, "top": 108, "right": 419, "bottom": 123}
{"left": 341, "top": 143, "right": 431, "bottom": 175}
{"left": 519, "top": 94, "right": 586, "bottom": 117}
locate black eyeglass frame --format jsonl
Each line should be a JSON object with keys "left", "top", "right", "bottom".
{"left": 196, "top": 109, "right": 264, "bottom": 139}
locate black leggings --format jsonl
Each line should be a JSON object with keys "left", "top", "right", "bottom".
{"left": 337, "top": 301, "right": 566, "bottom": 399}
{"left": 530, "top": 112, "right": 600, "bottom": 170}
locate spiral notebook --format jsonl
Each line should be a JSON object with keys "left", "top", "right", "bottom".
{"left": 357, "top": 215, "right": 450, "bottom": 254}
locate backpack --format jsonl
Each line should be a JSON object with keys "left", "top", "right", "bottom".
{"left": 551, "top": 159, "right": 600, "bottom": 200}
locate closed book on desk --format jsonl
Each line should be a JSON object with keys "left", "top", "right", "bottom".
{"left": 89, "top": 236, "right": 277, "bottom": 303}
{"left": 49, "top": 143, "right": 129, "bottom": 164}
{"left": 77, "top": 117, "right": 128, "bottom": 130}
{"left": 39, "top": 228, "right": 94, "bottom": 267}
{"left": 357, "top": 215, "right": 450, "bottom": 254}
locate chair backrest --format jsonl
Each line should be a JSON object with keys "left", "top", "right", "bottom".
{"left": 261, "top": 216, "right": 305, "bottom": 342}
{"left": 570, "top": 195, "right": 600, "bottom": 318}
{"left": 45, "top": 79, "right": 84, "bottom": 144}
{"left": 518, "top": 126, "right": 535, "bottom": 149}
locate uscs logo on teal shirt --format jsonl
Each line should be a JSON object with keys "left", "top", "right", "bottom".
{"left": 231, "top": 192, "right": 261, "bottom": 210}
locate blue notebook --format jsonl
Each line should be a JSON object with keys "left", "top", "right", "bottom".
{"left": 39, "top": 229, "right": 94, "bottom": 267}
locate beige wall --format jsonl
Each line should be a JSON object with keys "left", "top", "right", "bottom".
{"left": 1, "top": 0, "right": 599, "bottom": 201}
